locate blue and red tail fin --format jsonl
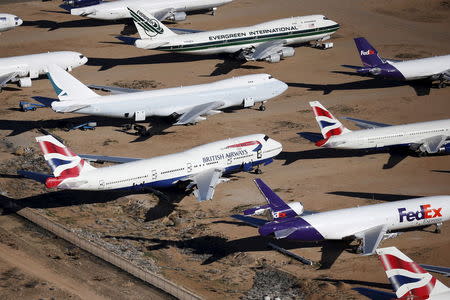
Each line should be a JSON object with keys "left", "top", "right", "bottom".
{"left": 376, "top": 247, "right": 449, "bottom": 299}
{"left": 354, "top": 37, "right": 384, "bottom": 67}
{"left": 36, "top": 135, "right": 94, "bottom": 188}
{"left": 309, "top": 101, "right": 350, "bottom": 146}
{"left": 253, "top": 179, "right": 303, "bottom": 220}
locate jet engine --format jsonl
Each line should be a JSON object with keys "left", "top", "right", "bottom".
{"left": 266, "top": 54, "right": 281, "bottom": 63}
{"left": 279, "top": 47, "right": 295, "bottom": 58}
{"left": 167, "top": 12, "right": 187, "bottom": 22}
{"left": 438, "top": 143, "right": 450, "bottom": 154}
{"left": 18, "top": 77, "right": 32, "bottom": 88}
{"left": 65, "top": 0, "right": 101, "bottom": 8}
{"left": 287, "top": 202, "right": 304, "bottom": 216}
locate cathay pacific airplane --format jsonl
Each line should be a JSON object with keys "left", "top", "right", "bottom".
{"left": 127, "top": 7, "right": 339, "bottom": 62}
{"left": 70, "top": 0, "right": 232, "bottom": 21}
{"left": 377, "top": 247, "right": 450, "bottom": 300}
{"left": 242, "top": 179, "right": 449, "bottom": 255}
{"left": 19, "top": 134, "right": 282, "bottom": 202}
{"left": 0, "top": 13, "right": 22, "bottom": 32}
{"left": 308, "top": 101, "right": 450, "bottom": 155}
{"left": 351, "top": 37, "right": 450, "bottom": 88}
{"left": 45, "top": 65, "right": 287, "bottom": 131}
{"left": 0, "top": 52, "right": 87, "bottom": 91}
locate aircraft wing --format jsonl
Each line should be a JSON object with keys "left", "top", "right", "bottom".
{"left": 354, "top": 224, "right": 388, "bottom": 255}
{"left": 0, "top": 71, "right": 17, "bottom": 87}
{"left": 342, "top": 117, "right": 391, "bottom": 129}
{"left": 79, "top": 154, "right": 143, "bottom": 163}
{"left": 152, "top": 8, "right": 175, "bottom": 21}
{"left": 246, "top": 40, "right": 287, "bottom": 61}
{"left": 88, "top": 84, "right": 141, "bottom": 94}
{"left": 443, "top": 70, "right": 450, "bottom": 80}
{"left": 190, "top": 168, "right": 223, "bottom": 202}
{"left": 415, "top": 135, "right": 448, "bottom": 154}
{"left": 174, "top": 101, "right": 225, "bottom": 125}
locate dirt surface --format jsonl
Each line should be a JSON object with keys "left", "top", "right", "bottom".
{"left": 0, "top": 0, "right": 449, "bottom": 299}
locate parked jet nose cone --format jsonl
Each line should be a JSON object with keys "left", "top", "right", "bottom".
{"left": 16, "top": 18, "right": 23, "bottom": 26}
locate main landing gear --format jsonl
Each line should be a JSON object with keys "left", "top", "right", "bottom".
{"left": 434, "top": 222, "right": 443, "bottom": 234}
{"left": 259, "top": 101, "right": 266, "bottom": 111}
{"left": 123, "top": 124, "right": 149, "bottom": 136}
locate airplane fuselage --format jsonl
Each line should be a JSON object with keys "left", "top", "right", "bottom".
{"left": 58, "top": 134, "right": 282, "bottom": 191}
{"left": 71, "top": 0, "right": 231, "bottom": 20}
{"left": 323, "top": 119, "right": 450, "bottom": 150}
{"left": 0, "top": 13, "right": 22, "bottom": 32}
{"left": 136, "top": 15, "right": 340, "bottom": 55}
{"left": 51, "top": 74, "right": 288, "bottom": 119}
{"left": 259, "top": 196, "right": 450, "bottom": 242}
{"left": 384, "top": 55, "right": 450, "bottom": 81}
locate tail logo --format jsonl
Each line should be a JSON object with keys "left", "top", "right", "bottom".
{"left": 312, "top": 106, "right": 344, "bottom": 138}
{"left": 360, "top": 50, "right": 375, "bottom": 56}
{"left": 128, "top": 8, "right": 164, "bottom": 37}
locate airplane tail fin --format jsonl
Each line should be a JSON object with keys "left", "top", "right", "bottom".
{"left": 36, "top": 135, "right": 95, "bottom": 189}
{"left": 376, "top": 247, "right": 450, "bottom": 299}
{"left": 47, "top": 65, "right": 98, "bottom": 101}
{"left": 309, "top": 101, "right": 350, "bottom": 146}
{"left": 244, "top": 179, "right": 303, "bottom": 220}
{"left": 354, "top": 37, "right": 384, "bottom": 67}
{"left": 127, "top": 7, "right": 176, "bottom": 40}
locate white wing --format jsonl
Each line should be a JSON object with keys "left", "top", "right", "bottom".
{"left": 354, "top": 224, "right": 388, "bottom": 255}
{"left": 246, "top": 40, "right": 287, "bottom": 61}
{"left": 0, "top": 71, "right": 17, "bottom": 87}
{"left": 174, "top": 101, "right": 225, "bottom": 125}
{"left": 416, "top": 135, "right": 448, "bottom": 154}
{"left": 190, "top": 168, "right": 224, "bottom": 202}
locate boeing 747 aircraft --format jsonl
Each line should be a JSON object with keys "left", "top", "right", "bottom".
{"left": 0, "top": 52, "right": 87, "bottom": 91}
{"left": 45, "top": 65, "right": 287, "bottom": 129}
{"left": 19, "top": 134, "right": 282, "bottom": 202}
{"left": 242, "top": 179, "right": 449, "bottom": 255}
{"left": 377, "top": 247, "right": 450, "bottom": 300}
{"left": 127, "top": 7, "right": 339, "bottom": 62}
{"left": 71, "top": 0, "right": 232, "bottom": 22}
{"left": 351, "top": 37, "right": 450, "bottom": 88}
{"left": 0, "top": 13, "right": 22, "bottom": 32}
{"left": 308, "top": 101, "right": 450, "bottom": 156}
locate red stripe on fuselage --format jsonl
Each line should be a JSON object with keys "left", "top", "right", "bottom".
{"left": 227, "top": 141, "right": 260, "bottom": 148}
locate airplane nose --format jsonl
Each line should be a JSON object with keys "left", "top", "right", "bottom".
{"left": 17, "top": 19, "right": 23, "bottom": 26}
{"left": 278, "top": 80, "right": 288, "bottom": 94}
{"left": 81, "top": 56, "right": 88, "bottom": 64}
{"left": 272, "top": 139, "right": 283, "bottom": 155}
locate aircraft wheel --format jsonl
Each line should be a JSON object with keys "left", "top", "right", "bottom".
{"left": 259, "top": 105, "right": 266, "bottom": 111}
{"left": 255, "top": 168, "right": 263, "bottom": 174}
{"left": 438, "top": 82, "right": 447, "bottom": 89}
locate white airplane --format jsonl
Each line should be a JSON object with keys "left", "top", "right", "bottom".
{"left": 45, "top": 65, "right": 287, "bottom": 128}
{"left": 128, "top": 7, "right": 339, "bottom": 62}
{"left": 309, "top": 101, "right": 450, "bottom": 155}
{"left": 0, "top": 52, "right": 87, "bottom": 91}
{"left": 243, "top": 179, "right": 450, "bottom": 255}
{"left": 377, "top": 247, "right": 450, "bottom": 300}
{"left": 0, "top": 13, "right": 22, "bottom": 32}
{"left": 19, "top": 134, "right": 283, "bottom": 201}
{"left": 70, "top": 0, "right": 232, "bottom": 21}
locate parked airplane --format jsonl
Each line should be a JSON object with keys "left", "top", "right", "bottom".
{"left": 351, "top": 37, "right": 450, "bottom": 88}
{"left": 242, "top": 179, "right": 449, "bottom": 255}
{"left": 0, "top": 52, "right": 87, "bottom": 91}
{"left": 377, "top": 247, "right": 450, "bottom": 300}
{"left": 127, "top": 7, "right": 339, "bottom": 62}
{"left": 308, "top": 101, "right": 450, "bottom": 155}
{"left": 0, "top": 13, "right": 22, "bottom": 32}
{"left": 45, "top": 65, "right": 287, "bottom": 130}
{"left": 70, "top": 0, "right": 232, "bottom": 21}
{"left": 19, "top": 134, "right": 282, "bottom": 201}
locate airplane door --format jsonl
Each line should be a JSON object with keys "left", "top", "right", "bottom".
{"left": 186, "top": 163, "right": 192, "bottom": 173}
{"left": 151, "top": 169, "right": 157, "bottom": 180}
{"left": 99, "top": 179, "right": 105, "bottom": 190}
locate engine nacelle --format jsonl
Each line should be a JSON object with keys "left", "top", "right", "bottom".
{"left": 18, "top": 77, "right": 32, "bottom": 88}
{"left": 167, "top": 12, "right": 187, "bottom": 22}
{"left": 279, "top": 47, "right": 295, "bottom": 58}
{"left": 266, "top": 54, "right": 281, "bottom": 63}
{"left": 438, "top": 143, "right": 450, "bottom": 154}
{"left": 287, "top": 202, "right": 304, "bottom": 216}
{"left": 65, "top": 0, "right": 101, "bottom": 8}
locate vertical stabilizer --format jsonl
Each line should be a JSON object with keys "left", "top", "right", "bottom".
{"left": 376, "top": 247, "right": 450, "bottom": 299}
{"left": 354, "top": 37, "right": 384, "bottom": 67}
{"left": 47, "top": 65, "right": 98, "bottom": 101}
{"left": 309, "top": 101, "right": 350, "bottom": 143}
{"left": 127, "top": 7, "right": 176, "bottom": 40}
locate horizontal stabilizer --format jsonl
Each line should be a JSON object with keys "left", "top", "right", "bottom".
{"left": 18, "top": 170, "right": 52, "bottom": 184}
{"left": 231, "top": 214, "right": 268, "bottom": 227}
{"left": 115, "top": 36, "right": 139, "bottom": 45}
{"left": 343, "top": 117, "right": 391, "bottom": 129}
{"left": 88, "top": 84, "right": 141, "bottom": 94}
{"left": 53, "top": 104, "right": 90, "bottom": 113}
{"left": 79, "top": 154, "right": 142, "bottom": 164}
{"left": 170, "top": 27, "right": 204, "bottom": 34}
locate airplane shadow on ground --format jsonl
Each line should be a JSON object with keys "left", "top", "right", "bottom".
{"left": 287, "top": 75, "right": 433, "bottom": 96}
{"left": 327, "top": 191, "right": 423, "bottom": 201}
{"left": 21, "top": 18, "right": 127, "bottom": 31}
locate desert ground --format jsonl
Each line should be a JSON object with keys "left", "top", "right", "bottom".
{"left": 0, "top": 0, "right": 449, "bottom": 299}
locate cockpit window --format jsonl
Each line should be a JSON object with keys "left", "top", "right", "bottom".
{"left": 0, "top": 17, "right": 6, "bottom": 22}
{"left": 268, "top": 75, "right": 273, "bottom": 79}
{"left": 79, "top": 55, "right": 85, "bottom": 59}
{"left": 14, "top": 17, "right": 19, "bottom": 21}
{"left": 264, "top": 135, "right": 269, "bottom": 141}
{"left": 323, "top": 16, "right": 329, "bottom": 20}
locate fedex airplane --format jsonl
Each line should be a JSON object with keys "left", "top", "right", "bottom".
{"left": 19, "top": 134, "right": 282, "bottom": 201}
{"left": 45, "top": 65, "right": 287, "bottom": 128}
{"left": 0, "top": 52, "right": 87, "bottom": 91}
{"left": 243, "top": 179, "right": 449, "bottom": 255}
{"left": 0, "top": 13, "right": 22, "bottom": 32}
{"left": 377, "top": 247, "right": 450, "bottom": 300}
{"left": 353, "top": 37, "right": 450, "bottom": 88}
{"left": 309, "top": 101, "right": 450, "bottom": 156}
{"left": 127, "top": 7, "right": 339, "bottom": 62}
{"left": 70, "top": 0, "right": 232, "bottom": 22}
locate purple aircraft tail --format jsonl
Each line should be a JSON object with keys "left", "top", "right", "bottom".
{"left": 247, "top": 179, "right": 303, "bottom": 220}
{"left": 354, "top": 37, "right": 384, "bottom": 67}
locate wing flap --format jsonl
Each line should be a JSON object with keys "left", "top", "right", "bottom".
{"left": 342, "top": 117, "right": 391, "bottom": 129}
{"left": 419, "top": 135, "right": 447, "bottom": 154}
{"left": 247, "top": 40, "right": 286, "bottom": 60}
{"left": 355, "top": 224, "right": 387, "bottom": 255}
{"left": 79, "top": 154, "right": 142, "bottom": 164}
{"left": 174, "top": 101, "right": 224, "bottom": 125}
{"left": 191, "top": 168, "right": 223, "bottom": 202}
{"left": 0, "top": 72, "right": 17, "bottom": 87}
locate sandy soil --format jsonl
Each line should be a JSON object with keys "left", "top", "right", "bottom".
{"left": 0, "top": 0, "right": 449, "bottom": 299}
